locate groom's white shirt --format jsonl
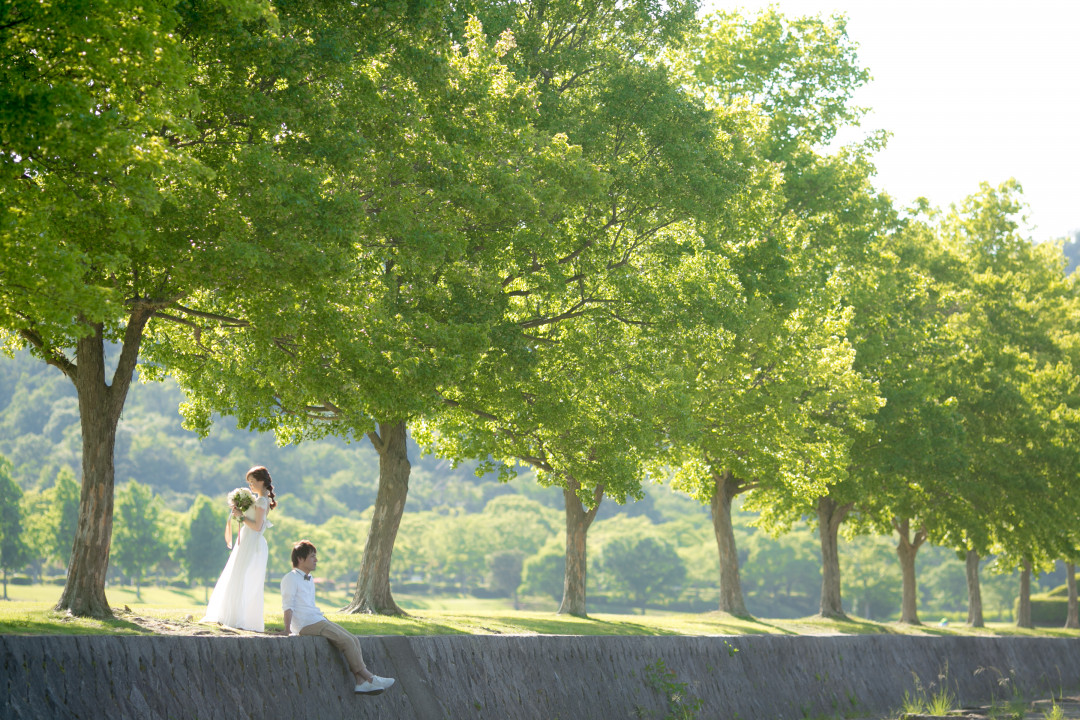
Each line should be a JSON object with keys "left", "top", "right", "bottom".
{"left": 280, "top": 568, "right": 325, "bottom": 635}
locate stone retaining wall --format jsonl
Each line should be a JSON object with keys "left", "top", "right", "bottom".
{"left": 3, "top": 633, "right": 1079, "bottom": 719}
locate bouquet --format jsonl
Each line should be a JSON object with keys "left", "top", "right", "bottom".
{"left": 228, "top": 487, "right": 255, "bottom": 514}
{"left": 225, "top": 487, "right": 255, "bottom": 549}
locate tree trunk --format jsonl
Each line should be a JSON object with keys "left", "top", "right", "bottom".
{"left": 1066, "top": 562, "right": 1078, "bottom": 629}
{"left": 894, "top": 517, "right": 926, "bottom": 625}
{"left": 1016, "top": 559, "right": 1032, "bottom": 629}
{"left": 711, "top": 470, "right": 749, "bottom": 616}
{"left": 558, "top": 478, "right": 602, "bottom": 618}
{"left": 817, "top": 496, "right": 852, "bottom": 619}
{"left": 965, "top": 549, "right": 984, "bottom": 628}
{"left": 56, "top": 313, "right": 151, "bottom": 618}
{"left": 345, "top": 420, "right": 410, "bottom": 615}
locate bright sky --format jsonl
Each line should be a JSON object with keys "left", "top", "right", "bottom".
{"left": 710, "top": 0, "right": 1080, "bottom": 241}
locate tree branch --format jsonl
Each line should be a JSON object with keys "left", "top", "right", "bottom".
{"left": 913, "top": 523, "right": 929, "bottom": 549}
{"left": 518, "top": 453, "right": 554, "bottom": 474}
{"left": 584, "top": 483, "right": 605, "bottom": 524}
{"left": 151, "top": 311, "right": 212, "bottom": 352}
{"left": 519, "top": 298, "right": 593, "bottom": 329}
{"left": 18, "top": 328, "right": 77, "bottom": 381}
{"left": 440, "top": 395, "right": 501, "bottom": 423}
{"left": 367, "top": 428, "right": 385, "bottom": 454}
{"left": 171, "top": 303, "right": 249, "bottom": 327}
{"left": 108, "top": 304, "right": 158, "bottom": 416}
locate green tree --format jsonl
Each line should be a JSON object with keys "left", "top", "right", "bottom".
{"left": 599, "top": 536, "right": 686, "bottom": 614}
{"left": 657, "top": 7, "right": 884, "bottom": 619}
{"left": 844, "top": 182, "right": 1080, "bottom": 626}
{"left": 160, "top": 13, "right": 593, "bottom": 616}
{"left": 740, "top": 527, "right": 821, "bottom": 617}
{"left": 939, "top": 184, "right": 1080, "bottom": 628}
{"left": 519, "top": 539, "right": 566, "bottom": 603}
{"left": 182, "top": 495, "right": 229, "bottom": 602}
{"left": 817, "top": 210, "right": 966, "bottom": 623}
{"left": 110, "top": 481, "right": 167, "bottom": 600}
{"left": 48, "top": 467, "right": 80, "bottom": 569}
{"left": 420, "top": 513, "right": 498, "bottom": 590}
{"left": 0, "top": 455, "right": 31, "bottom": 598}
{"left": 986, "top": 230, "right": 1080, "bottom": 628}
{"left": 16, "top": 466, "right": 80, "bottom": 579}
{"left": 18, "top": 488, "right": 51, "bottom": 580}
{"left": 2, "top": 0, "right": 198, "bottom": 616}
{"left": 480, "top": 495, "right": 561, "bottom": 558}
{"left": 841, "top": 534, "right": 901, "bottom": 621}
{"left": 918, "top": 546, "right": 968, "bottom": 615}
{"left": 421, "top": 0, "right": 776, "bottom": 619}
{"left": 488, "top": 549, "right": 526, "bottom": 607}
{"left": 1, "top": 0, "right": 399, "bottom": 617}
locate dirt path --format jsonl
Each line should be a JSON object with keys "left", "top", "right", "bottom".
{"left": 111, "top": 606, "right": 281, "bottom": 637}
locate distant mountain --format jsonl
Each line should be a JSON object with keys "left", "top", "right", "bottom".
{"left": 0, "top": 349, "right": 550, "bottom": 519}
{"left": 1065, "top": 231, "right": 1080, "bottom": 274}
{"left": 0, "top": 350, "right": 688, "bottom": 523}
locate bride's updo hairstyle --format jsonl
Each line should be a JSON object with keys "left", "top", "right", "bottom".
{"left": 246, "top": 465, "right": 277, "bottom": 510}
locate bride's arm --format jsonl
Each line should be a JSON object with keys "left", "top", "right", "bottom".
{"left": 240, "top": 502, "right": 268, "bottom": 532}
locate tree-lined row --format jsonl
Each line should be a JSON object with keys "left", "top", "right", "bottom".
{"left": 0, "top": 457, "right": 1038, "bottom": 622}
{"left": 2, "top": 0, "right": 1077, "bottom": 624}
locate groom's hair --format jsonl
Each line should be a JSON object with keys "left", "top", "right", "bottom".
{"left": 291, "top": 539, "right": 317, "bottom": 567}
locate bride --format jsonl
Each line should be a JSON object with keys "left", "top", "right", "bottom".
{"left": 202, "top": 466, "right": 277, "bottom": 632}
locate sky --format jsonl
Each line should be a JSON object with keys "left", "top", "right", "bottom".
{"left": 710, "top": 0, "right": 1080, "bottom": 242}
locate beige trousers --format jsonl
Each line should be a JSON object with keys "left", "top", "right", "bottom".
{"left": 299, "top": 620, "right": 368, "bottom": 677}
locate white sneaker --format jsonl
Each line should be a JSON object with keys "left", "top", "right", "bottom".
{"left": 354, "top": 681, "right": 384, "bottom": 695}
{"left": 371, "top": 675, "right": 396, "bottom": 690}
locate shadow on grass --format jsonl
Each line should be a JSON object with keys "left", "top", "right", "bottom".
{"left": 0, "top": 613, "right": 151, "bottom": 636}
{"left": 498, "top": 615, "right": 679, "bottom": 636}
{"left": 331, "top": 611, "right": 814, "bottom": 638}
{"left": 786, "top": 615, "right": 898, "bottom": 636}
{"left": 330, "top": 615, "right": 471, "bottom": 637}
{"left": 906, "top": 624, "right": 955, "bottom": 637}
{"left": 683, "top": 611, "right": 798, "bottom": 636}
{"left": 333, "top": 613, "right": 719, "bottom": 637}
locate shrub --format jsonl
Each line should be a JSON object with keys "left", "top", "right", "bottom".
{"left": 1046, "top": 583, "right": 1069, "bottom": 598}
{"left": 469, "top": 587, "right": 505, "bottom": 599}
{"left": 396, "top": 581, "right": 430, "bottom": 594}
{"left": 1022, "top": 592, "right": 1070, "bottom": 626}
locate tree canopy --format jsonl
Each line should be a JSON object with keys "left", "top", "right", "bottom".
{"left": 2, "top": 0, "right": 1077, "bottom": 628}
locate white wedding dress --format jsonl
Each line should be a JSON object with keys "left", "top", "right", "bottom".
{"left": 202, "top": 495, "right": 272, "bottom": 632}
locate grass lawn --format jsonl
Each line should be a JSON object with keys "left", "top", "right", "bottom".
{"left": 2, "top": 582, "right": 1078, "bottom": 639}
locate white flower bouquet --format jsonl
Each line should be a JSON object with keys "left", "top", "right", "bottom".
{"left": 225, "top": 487, "right": 255, "bottom": 549}
{"left": 228, "top": 487, "right": 254, "bottom": 515}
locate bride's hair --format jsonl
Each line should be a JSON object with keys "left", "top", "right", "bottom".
{"left": 246, "top": 466, "right": 277, "bottom": 510}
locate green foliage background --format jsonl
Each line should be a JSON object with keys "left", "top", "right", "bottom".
{"left": 0, "top": 349, "right": 1048, "bottom": 620}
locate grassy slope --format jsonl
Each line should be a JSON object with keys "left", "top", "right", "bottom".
{"left": 2, "top": 583, "right": 1077, "bottom": 639}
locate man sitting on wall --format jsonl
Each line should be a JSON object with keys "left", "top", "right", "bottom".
{"left": 280, "top": 539, "right": 396, "bottom": 695}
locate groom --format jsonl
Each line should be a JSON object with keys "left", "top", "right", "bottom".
{"left": 280, "top": 540, "right": 395, "bottom": 695}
